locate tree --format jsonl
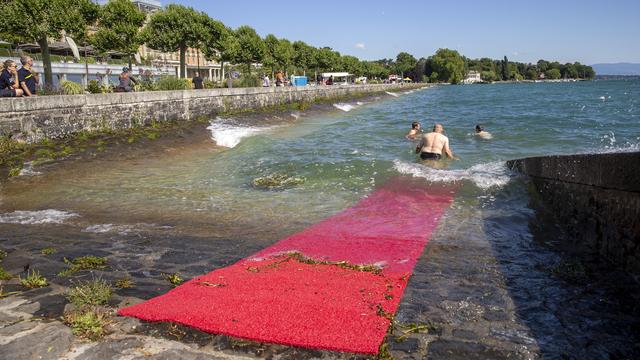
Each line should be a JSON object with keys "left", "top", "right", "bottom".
{"left": 545, "top": 68, "right": 561, "bottom": 79}
{"left": 315, "top": 47, "right": 340, "bottom": 72}
{"left": 262, "top": 34, "right": 279, "bottom": 74}
{"left": 340, "top": 55, "right": 362, "bottom": 76}
{"left": 232, "top": 26, "right": 265, "bottom": 74}
{"left": 202, "top": 24, "right": 237, "bottom": 82}
{"left": 525, "top": 68, "right": 538, "bottom": 80}
{"left": 395, "top": 52, "right": 417, "bottom": 80}
{"left": 142, "top": 4, "right": 210, "bottom": 78}
{"left": 0, "top": 0, "right": 99, "bottom": 88}
{"left": 502, "top": 56, "right": 509, "bottom": 80}
{"left": 292, "top": 41, "right": 314, "bottom": 74}
{"left": 428, "top": 48, "right": 465, "bottom": 84}
{"left": 92, "top": 0, "right": 146, "bottom": 70}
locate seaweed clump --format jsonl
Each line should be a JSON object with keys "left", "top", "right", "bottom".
{"left": 251, "top": 173, "right": 305, "bottom": 190}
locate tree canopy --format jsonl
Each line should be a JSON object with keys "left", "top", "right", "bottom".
{"left": 232, "top": 26, "right": 265, "bottom": 74}
{"left": 0, "top": 0, "right": 99, "bottom": 87}
{"left": 91, "top": 0, "right": 146, "bottom": 68}
{"left": 142, "top": 4, "right": 210, "bottom": 78}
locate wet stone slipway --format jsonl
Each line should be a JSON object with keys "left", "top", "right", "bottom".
{"left": 1, "top": 182, "right": 640, "bottom": 359}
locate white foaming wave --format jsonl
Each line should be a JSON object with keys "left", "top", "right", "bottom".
{"left": 0, "top": 209, "right": 79, "bottom": 224}
{"left": 598, "top": 142, "right": 640, "bottom": 154}
{"left": 385, "top": 91, "right": 399, "bottom": 97}
{"left": 83, "top": 223, "right": 164, "bottom": 235}
{"left": 207, "top": 118, "right": 275, "bottom": 148}
{"left": 333, "top": 103, "right": 355, "bottom": 112}
{"left": 393, "top": 160, "right": 513, "bottom": 189}
{"left": 19, "top": 163, "right": 41, "bottom": 176}
{"left": 290, "top": 112, "right": 300, "bottom": 119}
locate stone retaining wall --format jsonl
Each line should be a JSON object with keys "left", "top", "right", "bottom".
{"left": 507, "top": 152, "right": 640, "bottom": 275}
{"left": 0, "top": 84, "right": 420, "bottom": 142}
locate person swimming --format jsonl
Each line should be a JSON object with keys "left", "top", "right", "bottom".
{"left": 405, "top": 121, "right": 421, "bottom": 140}
{"left": 415, "top": 123, "right": 459, "bottom": 160}
{"left": 474, "top": 124, "right": 492, "bottom": 139}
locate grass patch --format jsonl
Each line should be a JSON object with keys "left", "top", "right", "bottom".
{"left": 41, "top": 247, "right": 56, "bottom": 255}
{"left": 66, "top": 278, "right": 113, "bottom": 308}
{"left": 63, "top": 309, "right": 111, "bottom": 341}
{"left": 20, "top": 269, "right": 48, "bottom": 288}
{"left": 164, "top": 273, "right": 183, "bottom": 287}
{"left": 8, "top": 166, "right": 22, "bottom": 177}
{"left": 58, "top": 256, "right": 108, "bottom": 277}
{"left": 0, "top": 284, "right": 21, "bottom": 298}
{"left": 0, "top": 249, "right": 7, "bottom": 260}
{"left": 0, "top": 266, "right": 13, "bottom": 280}
{"left": 114, "top": 276, "right": 134, "bottom": 289}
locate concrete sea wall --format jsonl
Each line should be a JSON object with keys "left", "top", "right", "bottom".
{"left": 0, "top": 84, "right": 419, "bottom": 142}
{"left": 508, "top": 152, "right": 640, "bottom": 275}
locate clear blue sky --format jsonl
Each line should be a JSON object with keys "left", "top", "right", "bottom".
{"left": 167, "top": 0, "right": 640, "bottom": 64}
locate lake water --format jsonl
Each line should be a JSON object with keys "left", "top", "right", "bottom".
{"left": 1, "top": 80, "right": 639, "bottom": 357}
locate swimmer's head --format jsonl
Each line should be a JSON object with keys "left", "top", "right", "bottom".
{"left": 433, "top": 123, "right": 444, "bottom": 133}
{"left": 411, "top": 121, "right": 420, "bottom": 129}
{"left": 475, "top": 124, "right": 483, "bottom": 132}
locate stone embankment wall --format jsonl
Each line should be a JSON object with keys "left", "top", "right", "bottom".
{"left": 508, "top": 152, "right": 640, "bottom": 275}
{"left": 0, "top": 84, "right": 420, "bottom": 142}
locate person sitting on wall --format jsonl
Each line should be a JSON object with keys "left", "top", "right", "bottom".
{"left": 0, "top": 60, "right": 24, "bottom": 97}
{"left": 326, "top": 75, "right": 333, "bottom": 85}
{"left": 18, "top": 56, "right": 37, "bottom": 96}
{"left": 115, "top": 67, "right": 137, "bottom": 92}
{"left": 192, "top": 72, "right": 204, "bottom": 89}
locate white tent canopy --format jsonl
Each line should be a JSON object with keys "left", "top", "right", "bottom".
{"left": 322, "top": 72, "right": 351, "bottom": 78}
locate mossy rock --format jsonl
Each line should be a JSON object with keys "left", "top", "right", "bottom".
{"left": 251, "top": 173, "right": 305, "bottom": 190}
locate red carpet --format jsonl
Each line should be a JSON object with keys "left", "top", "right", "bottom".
{"left": 119, "top": 177, "right": 455, "bottom": 354}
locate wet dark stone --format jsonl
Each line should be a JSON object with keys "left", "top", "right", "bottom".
{"left": 132, "top": 349, "right": 224, "bottom": 360}
{"left": 426, "top": 339, "right": 514, "bottom": 360}
{"left": 2, "top": 322, "right": 73, "bottom": 360}
{"left": 390, "top": 337, "right": 420, "bottom": 352}
{"left": 75, "top": 337, "right": 144, "bottom": 360}
{"left": 483, "top": 310, "right": 510, "bottom": 322}
{"left": 33, "top": 294, "right": 68, "bottom": 318}
{"left": 452, "top": 329, "right": 480, "bottom": 341}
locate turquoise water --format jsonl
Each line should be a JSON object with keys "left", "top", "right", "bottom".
{"left": 0, "top": 80, "right": 638, "bottom": 240}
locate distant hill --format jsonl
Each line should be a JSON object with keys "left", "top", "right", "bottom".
{"left": 591, "top": 63, "right": 640, "bottom": 76}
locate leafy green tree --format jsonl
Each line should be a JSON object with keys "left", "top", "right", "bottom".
{"left": 502, "top": 56, "right": 510, "bottom": 80}
{"left": 142, "top": 4, "right": 210, "bottom": 78}
{"left": 526, "top": 68, "right": 538, "bottom": 80}
{"left": 340, "top": 55, "right": 362, "bottom": 76}
{"left": 262, "top": 34, "right": 279, "bottom": 74}
{"left": 481, "top": 70, "right": 498, "bottom": 82}
{"left": 92, "top": 0, "right": 146, "bottom": 70}
{"left": 395, "top": 52, "right": 417, "bottom": 79}
{"left": 232, "top": 26, "right": 265, "bottom": 75}
{"left": 536, "top": 60, "right": 549, "bottom": 73}
{"left": 545, "top": 68, "right": 561, "bottom": 79}
{"left": 275, "top": 38, "right": 294, "bottom": 74}
{"left": 202, "top": 24, "right": 238, "bottom": 82}
{"left": 292, "top": 41, "right": 314, "bottom": 74}
{"left": 316, "top": 47, "right": 340, "bottom": 72}
{"left": 428, "top": 48, "right": 465, "bottom": 84}
{"left": 0, "top": 0, "right": 99, "bottom": 88}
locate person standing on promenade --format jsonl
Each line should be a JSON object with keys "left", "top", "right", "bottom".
{"left": 415, "top": 123, "right": 459, "bottom": 160}
{"left": 18, "top": 56, "right": 37, "bottom": 96}
{"left": 0, "top": 60, "right": 24, "bottom": 97}
{"left": 263, "top": 74, "right": 270, "bottom": 87}
{"left": 192, "top": 72, "right": 204, "bottom": 89}
{"left": 405, "top": 121, "right": 422, "bottom": 140}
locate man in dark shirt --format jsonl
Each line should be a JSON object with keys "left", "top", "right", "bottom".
{"left": 18, "top": 56, "right": 37, "bottom": 96}
{"left": 192, "top": 72, "right": 204, "bottom": 89}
